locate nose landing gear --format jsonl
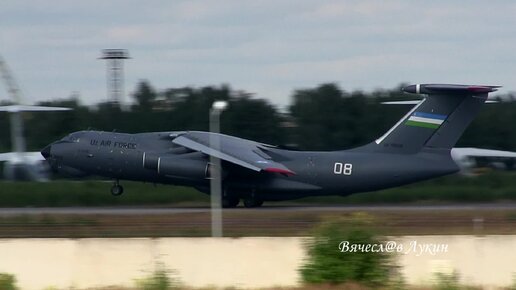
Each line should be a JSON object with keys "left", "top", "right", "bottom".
{"left": 111, "top": 179, "right": 124, "bottom": 196}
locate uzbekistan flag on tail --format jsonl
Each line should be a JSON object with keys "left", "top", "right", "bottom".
{"left": 405, "top": 112, "right": 446, "bottom": 129}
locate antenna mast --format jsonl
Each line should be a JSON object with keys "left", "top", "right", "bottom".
{"left": 99, "top": 49, "right": 130, "bottom": 107}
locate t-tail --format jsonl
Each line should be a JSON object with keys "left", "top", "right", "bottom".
{"left": 361, "top": 84, "right": 500, "bottom": 154}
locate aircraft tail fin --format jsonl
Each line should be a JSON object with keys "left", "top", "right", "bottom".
{"left": 363, "top": 84, "right": 499, "bottom": 154}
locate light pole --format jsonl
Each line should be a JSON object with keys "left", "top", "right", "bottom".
{"left": 209, "top": 100, "right": 228, "bottom": 237}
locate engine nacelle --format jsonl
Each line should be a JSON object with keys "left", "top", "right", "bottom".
{"left": 143, "top": 153, "right": 213, "bottom": 179}
{"left": 158, "top": 157, "right": 211, "bottom": 179}
{"left": 143, "top": 153, "right": 160, "bottom": 170}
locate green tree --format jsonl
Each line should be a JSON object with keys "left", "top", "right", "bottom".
{"left": 223, "top": 93, "right": 285, "bottom": 145}
{"left": 289, "top": 83, "right": 346, "bottom": 150}
{"left": 167, "top": 85, "right": 230, "bottom": 131}
{"left": 26, "top": 98, "right": 88, "bottom": 150}
{"left": 133, "top": 80, "right": 157, "bottom": 111}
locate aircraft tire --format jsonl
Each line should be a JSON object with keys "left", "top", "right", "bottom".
{"left": 110, "top": 185, "right": 124, "bottom": 196}
{"left": 243, "top": 197, "right": 263, "bottom": 208}
{"left": 222, "top": 196, "right": 239, "bottom": 208}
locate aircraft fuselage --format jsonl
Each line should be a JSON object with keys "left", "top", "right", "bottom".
{"left": 43, "top": 130, "right": 459, "bottom": 202}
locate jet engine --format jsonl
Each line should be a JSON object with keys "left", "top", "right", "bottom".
{"left": 143, "top": 153, "right": 213, "bottom": 179}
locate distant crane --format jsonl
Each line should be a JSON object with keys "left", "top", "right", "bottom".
{"left": 0, "top": 54, "right": 70, "bottom": 181}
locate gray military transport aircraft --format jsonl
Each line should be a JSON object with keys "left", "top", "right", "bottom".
{"left": 41, "top": 84, "right": 499, "bottom": 207}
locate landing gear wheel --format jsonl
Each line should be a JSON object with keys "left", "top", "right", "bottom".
{"left": 111, "top": 181, "right": 124, "bottom": 196}
{"left": 222, "top": 196, "right": 240, "bottom": 208}
{"left": 243, "top": 197, "right": 263, "bottom": 208}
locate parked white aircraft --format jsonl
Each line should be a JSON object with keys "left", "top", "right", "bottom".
{"left": 0, "top": 55, "right": 70, "bottom": 181}
{"left": 451, "top": 147, "right": 516, "bottom": 174}
{"left": 0, "top": 106, "right": 71, "bottom": 181}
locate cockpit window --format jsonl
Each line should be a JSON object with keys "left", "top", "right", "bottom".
{"left": 68, "top": 132, "right": 84, "bottom": 143}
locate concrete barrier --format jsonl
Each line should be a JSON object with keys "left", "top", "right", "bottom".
{"left": 399, "top": 235, "right": 516, "bottom": 288}
{"left": 0, "top": 236, "right": 515, "bottom": 289}
{"left": 0, "top": 237, "right": 305, "bottom": 290}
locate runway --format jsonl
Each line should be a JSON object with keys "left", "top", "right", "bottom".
{"left": 1, "top": 203, "right": 516, "bottom": 215}
{"left": 0, "top": 204, "right": 514, "bottom": 238}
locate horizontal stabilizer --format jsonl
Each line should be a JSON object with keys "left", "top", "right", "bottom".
{"left": 366, "top": 83, "right": 499, "bottom": 153}
{"left": 382, "top": 99, "right": 498, "bottom": 105}
{"left": 403, "top": 84, "right": 501, "bottom": 95}
{"left": 0, "top": 105, "right": 72, "bottom": 113}
{"left": 382, "top": 100, "right": 422, "bottom": 105}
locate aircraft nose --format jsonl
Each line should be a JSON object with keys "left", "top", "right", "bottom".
{"left": 41, "top": 144, "right": 52, "bottom": 159}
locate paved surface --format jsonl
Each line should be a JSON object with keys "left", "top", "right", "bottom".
{"left": 0, "top": 204, "right": 515, "bottom": 238}
{"left": 1, "top": 203, "right": 516, "bottom": 215}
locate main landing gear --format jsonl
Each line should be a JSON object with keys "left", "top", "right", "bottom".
{"left": 220, "top": 195, "right": 263, "bottom": 208}
{"left": 222, "top": 196, "right": 240, "bottom": 208}
{"left": 111, "top": 179, "right": 124, "bottom": 196}
{"left": 243, "top": 197, "right": 263, "bottom": 208}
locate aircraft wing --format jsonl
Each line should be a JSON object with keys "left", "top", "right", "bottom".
{"left": 0, "top": 105, "right": 71, "bottom": 112}
{"left": 0, "top": 152, "right": 45, "bottom": 162}
{"left": 171, "top": 131, "right": 295, "bottom": 175}
{"left": 0, "top": 153, "right": 14, "bottom": 161}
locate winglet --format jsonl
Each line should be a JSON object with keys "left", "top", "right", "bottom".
{"left": 264, "top": 167, "right": 296, "bottom": 176}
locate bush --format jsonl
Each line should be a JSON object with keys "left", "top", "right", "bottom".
{"left": 300, "top": 213, "right": 394, "bottom": 286}
{"left": 135, "top": 263, "right": 180, "bottom": 290}
{"left": 0, "top": 273, "right": 18, "bottom": 290}
{"left": 433, "top": 271, "right": 461, "bottom": 290}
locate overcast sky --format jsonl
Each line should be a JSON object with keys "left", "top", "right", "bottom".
{"left": 1, "top": 1, "right": 515, "bottom": 108}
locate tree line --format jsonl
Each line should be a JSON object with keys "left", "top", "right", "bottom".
{"left": 1, "top": 81, "right": 515, "bottom": 152}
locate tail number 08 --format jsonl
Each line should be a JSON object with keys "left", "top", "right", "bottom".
{"left": 334, "top": 162, "right": 353, "bottom": 175}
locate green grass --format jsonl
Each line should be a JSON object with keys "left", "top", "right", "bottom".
{"left": 0, "top": 180, "right": 208, "bottom": 207}
{"left": 300, "top": 172, "right": 516, "bottom": 204}
{"left": 0, "top": 172, "right": 515, "bottom": 207}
